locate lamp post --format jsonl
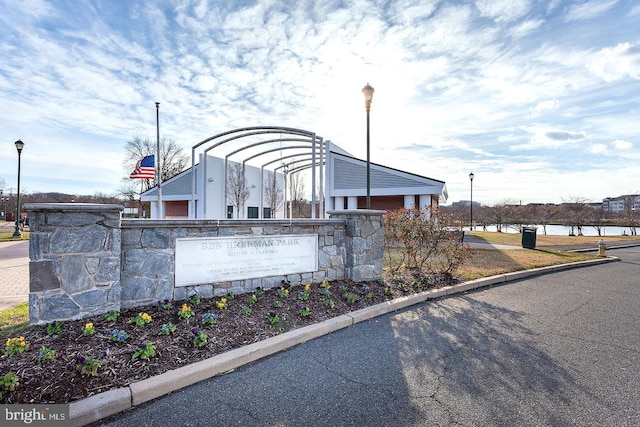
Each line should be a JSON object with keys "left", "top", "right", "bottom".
{"left": 362, "top": 83, "right": 374, "bottom": 209}
{"left": 13, "top": 140, "right": 24, "bottom": 238}
{"left": 469, "top": 172, "right": 474, "bottom": 231}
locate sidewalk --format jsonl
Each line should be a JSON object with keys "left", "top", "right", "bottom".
{"left": 0, "top": 224, "right": 29, "bottom": 310}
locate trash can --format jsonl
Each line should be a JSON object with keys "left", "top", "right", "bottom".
{"left": 522, "top": 227, "right": 537, "bottom": 249}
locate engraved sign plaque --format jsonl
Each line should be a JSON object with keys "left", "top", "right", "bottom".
{"left": 175, "top": 234, "right": 318, "bottom": 287}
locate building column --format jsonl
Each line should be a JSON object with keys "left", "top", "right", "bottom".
{"left": 347, "top": 196, "right": 358, "bottom": 209}
{"left": 419, "top": 195, "right": 431, "bottom": 210}
{"left": 404, "top": 195, "right": 415, "bottom": 209}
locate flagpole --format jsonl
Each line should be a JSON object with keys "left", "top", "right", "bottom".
{"left": 156, "top": 102, "right": 163, "bottom": 219}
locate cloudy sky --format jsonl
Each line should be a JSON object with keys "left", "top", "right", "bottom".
{"left": 0, "top": 0, "right": 638, "bottom": 205}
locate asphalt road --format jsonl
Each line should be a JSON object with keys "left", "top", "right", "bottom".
{"left": 97, "top": 247, "right": 640, "bottom": 427}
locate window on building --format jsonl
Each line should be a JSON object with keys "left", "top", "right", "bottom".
{"left": 263, "top": 207, "right": 272, "bottom": 218}
{"left": 247, "top": 206, "right": 259, "bottom": 218}
{"left": 227, "top": 206, "right": 233, "bottom": 219}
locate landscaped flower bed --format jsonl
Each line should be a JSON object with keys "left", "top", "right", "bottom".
{"left": 0, "top": 275, "right": 453, "bottom": 404}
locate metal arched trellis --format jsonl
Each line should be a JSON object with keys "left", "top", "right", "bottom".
{"left": 191, "top": 126, "right": 326, "bottom": 219}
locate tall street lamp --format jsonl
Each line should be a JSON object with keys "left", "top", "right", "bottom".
{"left": 13, "top": 140, "right": 25, "bottom": 238}
{"left": 469, "top": 172, "right": 474, "bottom": 231}
{"left": 362, "top": 83, "right": 374, "bottom": 209}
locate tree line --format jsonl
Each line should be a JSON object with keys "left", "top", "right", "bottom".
{"left": 443, "top": 197, "right": 639, "bottom": 236}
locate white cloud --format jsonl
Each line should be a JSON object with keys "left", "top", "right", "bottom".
{"left": 612, "top": 139, "right": 633, "bottom": 150}
{"left": 533, "top": 99, "right": 560, "bottom": 114}
{"left": 589, "top": 143, "right": 608, "bottom": 154}
{"left": 508, "top": 18, "right": 545, "bottom": 38}
{"left": 475, "top": 0, "right": 532, "bottom": 23}
{"left": 565, "top": 0, "right": 619, "bottom": 22}
{"left": 586, "top": 42, "right": 640, "bottom": 82}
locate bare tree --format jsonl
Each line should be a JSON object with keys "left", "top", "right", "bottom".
{"left": 484, "top": 200, "right": 514, "bottom": 232}
{"left": 560, "top": 196, "right": 591, "bottom": 236}
{"left": 226, "top": 163, "right": 251, "bottom": 219}
{"left": 288, "top": 171, "right": 307, "bottom": 218}
{"left": 124, "top": 136, "right": 189, "bottom": 191}
{"left": 263, "top": 170, "right": 283, "bottom": 218}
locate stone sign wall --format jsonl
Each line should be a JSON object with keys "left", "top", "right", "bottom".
{"left": 25, "top": 203, "right": 384, "bottom": 324}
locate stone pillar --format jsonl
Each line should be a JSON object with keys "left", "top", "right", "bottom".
{"left": 25, "top": 203, "right": 123, "bottom": 324}
{"left": 328, "top": 209, "right": 384, "bottom": 282}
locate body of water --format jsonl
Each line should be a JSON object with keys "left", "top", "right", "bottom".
{"left": 470, "top": 224, "right": 635, "bottom": 236}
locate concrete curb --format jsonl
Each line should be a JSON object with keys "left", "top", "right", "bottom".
{"left": 69, "top": 256, "right": 618, "bottom": 426}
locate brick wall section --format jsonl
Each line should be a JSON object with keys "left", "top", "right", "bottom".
{"left": 25, "top": 204, "right": 384, "bottom": 324}
{"left": 24, "top": 203, "right": 123, "bottom": 324}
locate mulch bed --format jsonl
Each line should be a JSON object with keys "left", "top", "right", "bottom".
{"left": 1, "top": 274, "right": 457, "bottom": 404}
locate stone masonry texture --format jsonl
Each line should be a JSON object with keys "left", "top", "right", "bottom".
{"left": 24, "top": 204, "right": 384, "bottom": 324}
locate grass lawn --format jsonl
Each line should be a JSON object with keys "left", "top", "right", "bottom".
{"left": 456, "top": 248, "right": 596, "bottom": 280}
{"left": 0, "top": 303, "right": 29, "bottom": 338}
{"left": 0, "top": 231, "right": 30, "bottom": 242}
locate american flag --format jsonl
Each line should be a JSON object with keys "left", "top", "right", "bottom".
{"left": 130, "top": 155, "right": 155, "bottom": 179}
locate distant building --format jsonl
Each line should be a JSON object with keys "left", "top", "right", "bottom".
{"left": 603, "top": 195, "right": 640, "bottom": 214}
{"left": 141, "top": 141, "right": 448, "bottom": 219}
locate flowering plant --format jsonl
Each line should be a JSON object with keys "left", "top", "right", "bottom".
{"left": 296, "top": 304, "right": 311, "bottom": 317}
{"left": 132, "top": 342, "right": 156, "bottom": 361}
{"left": 178, "top": 304, "right": 194, "bottom": 319}
{"left": 4, "top": 337, "right": 29, "bottom": 357}
{"left": 216, "top": 298, "right": 228, "bottom": 310}
{"left": 191, "top": 328, "right": 208, "bottom": 347}
{"left": 37, "top": 347, "right": 55, "bottom": 363}
{"left": 189, "top": 294, "right": 201, "bottom": 305}
{"left": 298, "top": 283, "right": 311, "bottom": 301}
{"left": 278, "top": 288, "right": 289, "bottom": 298}
{"left": 46, "top": 321, "right": 63, "bottom": 336}
{"left": 160, "top": 323, "right": 177, "bottom": 335}
{"left": 109, "top": 329, "right": 129, "bottom": 342}
{"left": 201, "top": 313, "right": 218, "bottom": 325}
{"left": 240, "top": 306, "right": 252, "bottom": 315}
{"left": 248, "top": 294, "right": 258, "bottom": 305}
{"left": 156, "top": 299, "right": 172, "bottom": 310}
{"left": 254, "top": 287, "right": 265, "bottom": 296}
{"left": 83, "top": 322, "right": 96, "bottom": 336}
{"left": 0, "top": 373, "right": 19, "bottom": 399}
{"left": 324, "top": 299, "right": 335, "bottom": 309}
{"left": 74, "top": 356, "right": 100, "bottom": 376}
{"left": 103, "top": 310, "right": 120, "bottom": 321}
{"left": 345, "top": 293, "right": 357, "bottom": 304}
{"left": 131, "top": 312, "right": 152, "bottom": 326}
{"left": 273, "top": 300, "right": 283, "bottom": 308}
{"left": 267, "top": 312, "right": 280, "bottom": 325}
